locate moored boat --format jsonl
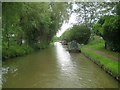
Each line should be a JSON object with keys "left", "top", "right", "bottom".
{"left": 68, "top": 40, "right": 81, "bottom": 53}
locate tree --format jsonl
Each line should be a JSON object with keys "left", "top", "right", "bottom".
{"left": 61, "top": 24, "right": 91, "bottom": 44}
{"left": 2, "top": 3, "right": 23, "bottom": 48}
{"left": 74, "top": 2, "right": 118, "bottom": 29}
{"left": 93, "top": 15, "right": 120, "bottom": 51}
{"left": 2, "top": 2, "right": 70, "bottom": 59}
{"left": 116, "top": 2, "right": 120, "bottom": 16}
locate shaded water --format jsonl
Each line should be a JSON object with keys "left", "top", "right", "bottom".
{"left": 2, "top": 42, "right": 119, "bottom": 88}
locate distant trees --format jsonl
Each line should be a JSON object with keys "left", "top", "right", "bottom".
{"left": 60, "top": 2, "right": 120, "bottom": 52}
{"left": 61, "top": 24, "right": 91, "bottom": 44}
{"left": 2, "top": 2, "right": 69, "bottom": 59}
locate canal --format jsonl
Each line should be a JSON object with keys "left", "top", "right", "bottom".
{"left": 2, "top": 42, "right": 119, "bottom": 88}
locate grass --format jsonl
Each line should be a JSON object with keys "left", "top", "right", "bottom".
{"left": 82, "top": 48, "right": 120, "bottom": 76}
{"left": 82, "top": 36, "right": 119, "bottom": 57}
{"left": 81, "top": 35, "right": 120, "bottom": 77}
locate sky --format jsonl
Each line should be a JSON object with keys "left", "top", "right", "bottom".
{"left": 56, "top": 3, "right": 78, "bottom": 37}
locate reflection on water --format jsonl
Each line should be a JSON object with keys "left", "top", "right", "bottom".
{"left": 55, "top": 42, "right": 74, "bottom": 73}
{"left": 0, "top": 69, "right": 2, "bottom": 89}
{"left": 2, "top": 42, "right": 120, "bottom": 88}
{"left": 54, "top": 42, "right": 119, "bottom": 88}
{"left": 54, "top": 42, "right": 79, "bottom": 86}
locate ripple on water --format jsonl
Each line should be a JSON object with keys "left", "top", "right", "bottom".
{"left": 2, "top": 42, "right": 120, "bottom": 88}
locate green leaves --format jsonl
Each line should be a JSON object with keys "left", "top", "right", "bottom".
{"left": 61, "top": 24, "right": 91, "bottom": 44}
{"left": 74, "top": 2, "right": 118, "bottom": 29}
{"left": 93, "top": 15, "right": 120, "bottom": 51}
{"left": 116, "top": 2, "right": 120, "bottom": 16}
{"left": 2, "top": 2, "right": 69, "bottom": 59}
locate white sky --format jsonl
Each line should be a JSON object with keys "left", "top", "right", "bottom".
{"left": 56, "top": 3, "right": 78, "bottom": 37}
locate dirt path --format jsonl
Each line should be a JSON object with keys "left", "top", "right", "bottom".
{"left": 84, "top": 48, "right": 119, "bottom": 62}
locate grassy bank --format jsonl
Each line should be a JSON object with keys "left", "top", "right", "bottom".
{"left": 81, "top": 36, "right": 120, "bottom": 80}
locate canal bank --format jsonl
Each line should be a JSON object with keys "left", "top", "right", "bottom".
{"left": 81, "top": 36, "right": 120, "bottom": 82}
{"left": 82, "top": 51, "right": 120, "bottom": 82}
{"left": 2, "top": 42, "right": 120, "bottom": 88}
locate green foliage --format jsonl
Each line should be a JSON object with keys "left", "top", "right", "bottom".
{"left": 86, "top": 36, "right": 105, "bottom": 50}
{"left": 92, "top": 23, "right": 103, "bottom": 36}
{"left": 75, "top": 2, "right": 118, "bottom": 29}
{"left": 2, "top": 2, "right": 69, "bottom": 60}
{"left": 51, "top": 36, "right": 60, "bottom": 42}
{"left": 93, "top": 15, "right": 120, "bottom": 51}
{"left": 2, "top": 44, "right": 33, "bottom": 60}
{"left": 82, "top": 35, "right": 119, "bottom": 57}
{"left": 20, "top": 2, "right": 69, "bottom": 46}
{"left": 61, "top": 24, "right": 91, "bottom": 44}
{"left": 116, "top": 2, "right": 120, "bottom": 16}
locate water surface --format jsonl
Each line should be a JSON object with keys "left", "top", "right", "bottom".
{"left": 2, "top": 42, "right": 119, "bottom": 88}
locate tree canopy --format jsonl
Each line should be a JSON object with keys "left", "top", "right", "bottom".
{"left": 61, "top": 24, "right": 91, "bottom": 44}
{"left": 2, "top": 2, "right": 69, "bottom": 59}
{"left": 2, "top": 2, "right": 120, "bottom": 60}
{"left": 93, "top": 15, "right": 120, "bottom": 51}
{"left": 74, "top": 2, "right": 118, "bottom": 28}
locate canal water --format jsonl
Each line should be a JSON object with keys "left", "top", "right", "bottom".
{"left": 2, "top": 42, "right": 119, "bottom": 88}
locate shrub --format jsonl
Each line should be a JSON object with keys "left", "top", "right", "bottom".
{"left": 2, "top": 44, "right": 33, "bottom": 60}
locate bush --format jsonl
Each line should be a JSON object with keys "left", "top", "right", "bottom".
{"left": 61, "top": 24, "right": 91, "bottom": 44}
{"left": 2, "top": 44, "right": 33, "bottom": 60}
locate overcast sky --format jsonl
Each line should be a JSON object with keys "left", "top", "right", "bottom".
{"left": 56, "top": 3, "right": 78, "bottom": 37}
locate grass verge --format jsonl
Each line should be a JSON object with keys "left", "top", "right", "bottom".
{"left": 81, "top": 35, "right": 120, "bottom": 80}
